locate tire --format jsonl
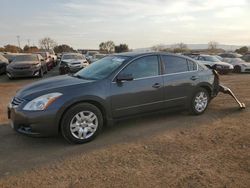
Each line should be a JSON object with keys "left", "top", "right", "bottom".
{"left": 38, "top": 68, "right": 43, "bottom": 78}
{"left": 189, "top": 88, "right": 210, "bottom": 115}
{"left": 61, "top": 103, "right": 103, "bottom": 144}
{"left": 44, "top": 65, "right": 48, "bottom": 74}
{"left": 6, "top": 72, "right": 13, "bottom": 80}
{"left": 234, "top": 66, "right": 241, "bottom": 73}
{"left": 47, "top": 64, "right": 51, "bottom": 71}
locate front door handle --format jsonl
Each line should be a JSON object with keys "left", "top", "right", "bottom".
{"left": 190, "top": 76, "right": 198, "bottom": 81}
{"left": 152, "top": 83, "right": 161, "bottom": 88}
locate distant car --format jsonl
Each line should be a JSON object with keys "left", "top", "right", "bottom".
{"left": 6, "top": 54, "right": 47, "bottom": 79}
{"left": 241, "top": 54, "right": 250, "bottom": 62}
{"left": 90, "top": 54, "right": 107, "bottom": 63}
{"left": 219, "top": 53, "right": 242, "bottom": 59}
{"left": 0, "top": 54, "right": 9, "bottom": 75}
{"left": 182, "top": 53, "right": 200, "bottom": 59}
{"left": 219, "top": 53, "right": 250, "bottom": 73}
{"left": 195, "top": 55, "right": 233, "bottom": 74}
{"left": 224, "top": 58, "right": 250, "bottom": 73}
{"left": 59, "top": 53, "right": 89, "bottom": 75}
{"left": 85, "top": 51, "right": 99, "bottom": 63}
{"left": 47, "top": 49, "right": 57, "bottom": 65}
{"left": 214, "top": 55, "right": 223, "bottom": 61}
{"left": 34, "top": 52, "right": 54, "bottom": 70}
{"left": 3, "top": 53, "right": 19, "bottom": 63}
{"left": 56, "top": 53, "right": 62, "bottom": 63}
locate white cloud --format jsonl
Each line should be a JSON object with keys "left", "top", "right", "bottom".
{"left": 0, "top": 0, "right": 249, "bottom": 48}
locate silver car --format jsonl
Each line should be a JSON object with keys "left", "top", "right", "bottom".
{"left": 219, "top": 53, "right": 250, "bottom": 73}
{"left": 59, "top": 53, "right": 89, "bottom": 75}
{"left": 195, "top": 54, "right": 233, "bottom": 74}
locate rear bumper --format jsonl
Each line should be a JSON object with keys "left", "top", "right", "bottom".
{"left": 8, "top": 104, "right": 59, "bottom": 137}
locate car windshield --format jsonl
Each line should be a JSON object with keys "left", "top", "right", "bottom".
{"left": 13, "top": 55, "right": 38, "bottom": 62}
{"left": 203, "top": 56, "right": 220, "bottom": 62}
{"left": 74, "top": 56, "right": 128, "bottom": 80}
{"left": 35, "top": 52, "right": 46, "bottom": 58}
{"left": 63, "top": 54, "right": 83, "bottom": 60}
{"left": 88, "top": 52, "right": 98, "bottom": 56}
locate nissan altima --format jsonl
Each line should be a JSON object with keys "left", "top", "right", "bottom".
{"left": 8, "top": 52, "right": 220, "bottom": 144}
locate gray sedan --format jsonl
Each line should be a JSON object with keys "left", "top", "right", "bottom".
{"left": 6, "top": 54, "right": 47, "bottom": 79}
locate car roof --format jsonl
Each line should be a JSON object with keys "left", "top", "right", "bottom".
{"left": 116, "top": 52, "right": 187, "bottom": 58}
{"left": 115, "top": 52, "right": 195, "bottom": 62}
{"left": 63, "top": 53, "right": 82, "bottom": 55}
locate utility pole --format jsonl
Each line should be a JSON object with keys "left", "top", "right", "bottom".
{"left": 16, "top": 35, "right": 21, "bottom": 49}
{"left": 27, "top": 39, "right": 30, "bottom": 47}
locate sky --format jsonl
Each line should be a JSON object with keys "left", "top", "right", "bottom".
{"left": 0, "top": 0, "right": 250, "bottom": 49}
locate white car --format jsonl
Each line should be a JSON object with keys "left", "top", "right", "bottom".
{"left": 59, "top": 53, "right": 89, "bottom": 75}
{"left": 85, "top": 51, "right": 99, "bottom": 63}
{"left": 224, "top": 58, "right": 250, "bottom": 73}
{"left": 219, "top": 53, "right": 250, "bottom": 73}
{"left": 195, "top": 55, "right": 234, "bottom": 74}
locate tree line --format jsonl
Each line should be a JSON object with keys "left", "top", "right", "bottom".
{"left": 0, "top": 38, "right": 248, "bottom": 55}
{"left": 152, "top": 41, "right": 249, "bottom": 54}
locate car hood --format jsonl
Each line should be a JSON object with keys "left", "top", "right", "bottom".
{"left": 198, "top": 60, "right": 232, "bottom": 67}
{"left": 16, "top": 75, "right": 94, "bottom": 100}
{"left": 8, "top": 61, "right": 38, "bottom": 67}
{"left": 62, "top": 59, "right": 85, "bottom": 63}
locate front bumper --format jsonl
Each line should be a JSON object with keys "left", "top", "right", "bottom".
{"left": 241, "top": 66, "right": 250, "bottom": 73}
{"left": 59, "top": 66, "right": 84, "bottom": 74}
{"left": 7, "top": 102, "right": 59, "bottom": 137}
{"left": 7, "top": 68, "right": 40, "bottom": 78}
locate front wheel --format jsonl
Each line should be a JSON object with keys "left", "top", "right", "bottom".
{"left": 189, "top": 88, "right": 210, "bottom": 115}
{"left": 38, "top": 68, "right": 43, "bottom": 78}
{"left": 61, "top": 103, "right": 103, "bottom": 144}
{"left": 234, "top": 66, "right": 241, "bottom": 73}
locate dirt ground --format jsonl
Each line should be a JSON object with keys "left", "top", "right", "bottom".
{"left": 0, "top": 74, "right": 249, "bottom": 188}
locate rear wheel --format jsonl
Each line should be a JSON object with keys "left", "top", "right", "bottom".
{"left": 61, "top": 103, "right": 103, "bottom": 144}
{"left": 189, "top": 88, "right": 209, "bottom": 115}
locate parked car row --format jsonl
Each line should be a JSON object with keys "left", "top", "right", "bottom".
{"left": 0, "top": 51, "right": 58, "bottom": 79}
{"left": 183, "top": 52, "right": 250, "bottom": 74}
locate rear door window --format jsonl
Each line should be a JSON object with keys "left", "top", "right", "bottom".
{"left": 161, "top": 55, "right": 189, "bottom": 74}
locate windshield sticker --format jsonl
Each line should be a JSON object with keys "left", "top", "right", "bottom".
{"left": 112, "top": 57, "right": 125, "bottom": 62}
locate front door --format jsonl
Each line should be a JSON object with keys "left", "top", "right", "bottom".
{"left": 110, "top": 55, "right": 164, "bottom": 118}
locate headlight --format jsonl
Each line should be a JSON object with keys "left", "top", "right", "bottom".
{"left": 23, "top": 93, "right": 63, "bottom": 111}
{"left": 31, "top": 63, "right": 41, "bottom": 68}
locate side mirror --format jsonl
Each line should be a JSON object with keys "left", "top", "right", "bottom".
{"left": 116, "top": 73, "right": 133, "bottom": 82}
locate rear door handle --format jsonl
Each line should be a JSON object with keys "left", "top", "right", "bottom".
{"left": 190, "top": 76, "right": 198, "bottom": 81}
{"left": 152, "top": 83, "right": 161, "bottom": 88}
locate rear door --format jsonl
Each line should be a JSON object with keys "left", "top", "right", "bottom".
{"left": 110, "top": 55, "right": 164, "bottom": 118}
{"left": 161, "top": 55, "right": 198, "bottom": 108}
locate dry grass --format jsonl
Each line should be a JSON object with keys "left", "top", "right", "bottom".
{"left": 0, "top": 74, "right": 249, "bottom": 187}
